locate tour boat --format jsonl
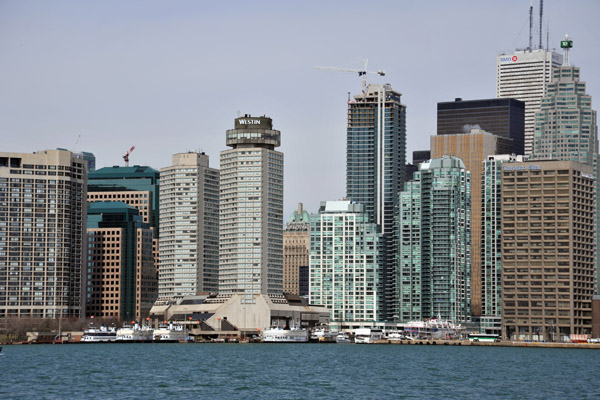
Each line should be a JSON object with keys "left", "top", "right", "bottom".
{"left": 116, "top": 322, "right": 154, "bottom": 342}
{"left": 81, "top": 323, "right": 117, "bottom": 343}
{"left": 153, "top": 323, "right": 186, "bottom": 342}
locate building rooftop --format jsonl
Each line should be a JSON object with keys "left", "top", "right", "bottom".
{"left": 88, "top": 201, "right": 138, "bottom": 213}
{"left": 89, "top": 165, "right": 159, "bottom": 179}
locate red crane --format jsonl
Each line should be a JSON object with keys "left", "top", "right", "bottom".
{"left": 123, "top": 146, "right": 135, "bottom": 167}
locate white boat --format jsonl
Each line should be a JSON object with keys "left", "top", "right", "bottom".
{"left": 153, "top": 323, "right": 186, "bottom": 342}
{"left": 387, "top": 331, "right": 414, "bottom": 342}
{"left": 262, "top": 326, "right": 309, "bottom": 343}
{"left": 354, "top": 328, "right": 384, "bottom": 344}
{"left": 116, "top": 322, "right": 154, "bottom": 342}
{"left": 310, "top": 326, "right": 337, "bottom": 343}
{"left": 402, "top": 315, "right": 462, "bottom": 340}
{"left": 335, "top": 332, "right": 352, "bottom": 344}
{"left": 81, "top": 323, "right": 117, "bottom": 343}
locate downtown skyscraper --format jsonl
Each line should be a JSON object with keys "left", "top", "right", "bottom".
{"left": 219, "top": 115, "right": 284, "bottom": 300}
{"left": 158, "top": 152, "right": 220, "bottom": 299}
{"left": 496, "top": 49, "right": 562, "bottom": 156}
{"left": 397, "top": 156, "right": 471, "bottom": 323}
{"left": 0, "top": 149, "right": 87, "bottom": 318}
{"left": 346, "top": 83, "right": 406, "bottom": 321}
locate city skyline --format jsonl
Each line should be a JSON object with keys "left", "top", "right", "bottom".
{"left": 1, "top": 1, "right": 599, "bottom": 218}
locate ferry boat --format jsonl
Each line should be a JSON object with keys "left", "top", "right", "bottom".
{"left": 402, "top": 315, "right": 462, "bottom": 340}
{"left": 116, "top": 322, "right": 154, "bottom": 342}
{"left": 335, "top": 332, "right": 352, "bottom": 344}
{"left": 81, "top": 323, "right": 117, "bottom": 343}
{"left": 153, "top": 323, "right": 186, "bottom": 343}
{"left": 354, "top": 328, "right": 384, "bottom": 344}
{"left": 262, "top": 326, "right": 309, "bottom": 343}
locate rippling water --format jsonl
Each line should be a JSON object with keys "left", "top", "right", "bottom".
{"left": 2, "top": 343, "right": 599, "bottom": 399}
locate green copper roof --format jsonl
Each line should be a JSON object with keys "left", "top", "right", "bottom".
{"left": 89, "top": 165, "right": 159, "bottom": 179}
{"left": 87, "top": 201, "right": 138, "bottom": 213}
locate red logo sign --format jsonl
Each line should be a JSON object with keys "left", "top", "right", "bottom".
{"left": 512, "top": 56, "right": 518, "bottom": 62}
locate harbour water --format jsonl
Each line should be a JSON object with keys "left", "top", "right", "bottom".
{"left": 2, "top": 343, "right": 599, "bottom": 399}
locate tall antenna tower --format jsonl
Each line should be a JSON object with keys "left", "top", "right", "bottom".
{"left": 528, "top": 0, "right": 533, "bottom": 51}
{"left": 539, "top": 0, "right": 544, "bottom": 49}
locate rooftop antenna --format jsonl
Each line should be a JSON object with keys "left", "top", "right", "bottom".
{"left": 528, "top": 0, "right": 533, "bottom": 51}
{"left": 539, "top": 0, "right": 543, "bottom": 49}
{"left": 546, "top": 19, "right": 549, "bottom": 50}
{"left": 561, "top": 34, "right": 573, "bottom": 66}
{"left": 73, "top": 134, "right": 81, "bottom": 153}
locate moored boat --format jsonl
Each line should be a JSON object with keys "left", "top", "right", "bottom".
{"left": 81, "top": 323, "right": 117, "bottom": 343}
{"left": 354, "top": 328, "right": 384, "bottom": 344}
{"left": 116, "top": 322, "right": 154, "bottom": 342}
{"left": 153, "top": 323, "right": 186, "bottom": 342}
{"left": 335, "top": 332, "right": 352, "bottom": 344}
{"left": 262, "top": 326, "right": 309, "bottom": 343}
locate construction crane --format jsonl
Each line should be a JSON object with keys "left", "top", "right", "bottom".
{"left": 123, "top": 146, "right": 135, "bottom": 167}
{"left": 315, "top": 59, "right": 385, "bottom": 93}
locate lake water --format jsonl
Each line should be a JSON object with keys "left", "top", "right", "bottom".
{"left": 2, "top": 343, "right": 599, "bottom": 399}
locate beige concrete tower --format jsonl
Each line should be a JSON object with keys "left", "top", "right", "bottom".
{"left": 0, "top": 149, "right": 87, "bottom": 318}
{"left": 159, "top": 152, "right": 219, "bottom": 300}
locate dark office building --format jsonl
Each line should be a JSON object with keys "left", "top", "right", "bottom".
{"left": 406, "top": 151, "right": 431, "bottom": 182}
{"left": 437, "top": 98, "right": 525, "bottom": 155}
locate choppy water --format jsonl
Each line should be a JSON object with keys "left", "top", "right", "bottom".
{"left": 2, "top": 343, "right": 599, "bottom": 399}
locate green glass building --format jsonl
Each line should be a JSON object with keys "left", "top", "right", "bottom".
{"left": 309, "top": 201, "right": 383, "bottom": 327}
{"left": 88, "top": 165, "right": 160, "bottom": 232}
{"left": 397, "top": 156, "right": 471, "bottom": 323}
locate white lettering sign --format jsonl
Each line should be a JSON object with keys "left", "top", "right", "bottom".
{"left": 239, "top": 119, "right": 261, "bottom": 125}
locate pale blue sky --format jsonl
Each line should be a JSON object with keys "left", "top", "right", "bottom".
{"left": 1, "top": 0, "right": 598, "bottom": 217}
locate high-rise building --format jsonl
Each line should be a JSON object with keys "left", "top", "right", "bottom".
{"left": 397, "top": 156, "right": 471, "bottom": 323}
{"left": 219, "top": 115, "right": 284, "bottom": 299}
{"left": 88, "top": 166, "right": 160, "bottom": 231}
{"left": 531, "top": 64, "right": 597, "bottom": 165}
{"left": 309, "top": 201, "right": 383, "bottom": 327}
{"left": 530, "top": 40, "right": 599, "bottom": 295}
{"left": 501, "top": 160, "right": 595, "bottom": 342}
{"left": 158, "top": 152, "right": 219, "bottom": 299}
{"left": 437, "top": 98, "right": 525, "bottom": 155}
{"left": 0, "top": 149, "right": 87, "bottom": 318}
{"left": 496, "top": 49, "right": 563, "bottom": 155}
{"left": 86, "top": 202, "right": 157, "bottom": 320}
{"left": 431, "top": 128, "right": 511, "bottom": 316}
{"left": 481, "top": 154, "right": 523, "bottom": 334}
{"left": 283, "top": 203, "right": 310, "bottom": 296}
{"left": 346, "top": 83, "right": 406, "bottom": 320}
{"left": 88, "top": 165, "right": 161, "bottom": 282}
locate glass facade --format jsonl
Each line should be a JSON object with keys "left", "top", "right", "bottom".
{"left": 346, "top": 84, "right": 406, "bottom": 321}
{"left": 437, "top": 98, "right": 525, "bottom": 155}
{"left": 309, "top": 201, "right": 383, "bottom": 323}
{"left": 397, "top": 156, "right": 471, "bottom": 323}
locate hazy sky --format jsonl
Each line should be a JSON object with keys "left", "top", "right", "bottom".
{"left": 1, "top": 0, "right": 599, "bottom": 218}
